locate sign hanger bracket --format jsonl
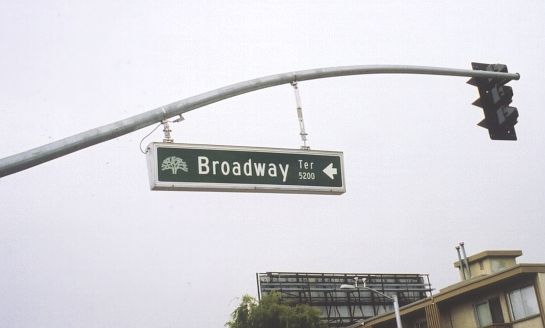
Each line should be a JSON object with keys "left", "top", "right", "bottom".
{"left": 291, "top": 80, "right": 310, "bottom": 150}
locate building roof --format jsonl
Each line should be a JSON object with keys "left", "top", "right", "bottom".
{"left": 453, "top": 250, "right": 522, "bottom": 268}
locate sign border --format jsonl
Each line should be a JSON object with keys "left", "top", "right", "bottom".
{"left": 146, "top": 142, "right": 345, "bottom": 195}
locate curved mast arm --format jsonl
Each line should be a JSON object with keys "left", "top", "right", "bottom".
{"left": 0, "top": 65, "right": 519, "bottom": 177}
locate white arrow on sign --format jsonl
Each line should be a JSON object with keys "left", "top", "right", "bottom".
{"left": 323, "top": 163, "right": 338, "bottom": 180}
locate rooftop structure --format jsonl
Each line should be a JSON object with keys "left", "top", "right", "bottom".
{"left": 257, "top": 272, "right": 433, "bottom": 327}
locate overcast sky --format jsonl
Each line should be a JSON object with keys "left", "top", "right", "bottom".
{"left": 1, "top": 1, "right": 544, "bottom": 327}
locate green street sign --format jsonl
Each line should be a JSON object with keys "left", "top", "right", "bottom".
{"left": 146, "top": 143, "right": 345, "bottom": 195}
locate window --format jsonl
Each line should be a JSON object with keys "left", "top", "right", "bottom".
{"left": 476, "top": 301, "right": 493, "bottom": 326}
{"left": 508, "top": 286, "right": 540, "bottom": 320}
{"left": 491, "top": 259, "right": 509, "bottom": 273}
{"left": 475, "top": 297, "right": 504, "bottom": 327}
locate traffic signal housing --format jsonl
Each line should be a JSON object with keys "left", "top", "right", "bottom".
{"left": 468, "top": 62, "right": 519, "bottom": 140}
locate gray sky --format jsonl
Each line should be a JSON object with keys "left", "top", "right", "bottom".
{"left": 1, "top": 1, "right": 544, "bottom": 327}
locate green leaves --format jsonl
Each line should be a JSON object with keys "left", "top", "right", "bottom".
{"left": 226, "top": 293, "right": 326, "bottom": 328}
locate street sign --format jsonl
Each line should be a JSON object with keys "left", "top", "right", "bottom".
{"left": 146, "top": 143, "right": 345, "bottom": 195}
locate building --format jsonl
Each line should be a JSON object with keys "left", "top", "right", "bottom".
{"left": 363, "top": 250, "right": 545, "bottom": 328}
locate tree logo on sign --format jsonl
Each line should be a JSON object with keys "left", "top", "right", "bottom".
{"left": 161, "top": 156, "right": 188, "bottom": 174}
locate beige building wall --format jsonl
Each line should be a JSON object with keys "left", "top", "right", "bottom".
{"left": 457, "top": 251, "right": 521, "bottom": 279}
{"left": 468, "top": 257, "right": 518, "bottom": 277}
{"left": 538, "top": 273, "right": 545, "bottom": 311}
{"left": 500, "top": 292, "right": 512, "bottom": 323}
{"left": 440, "top": 310, "right": 452, "bottom": 328}
{"left": 537, "top": 273, "right": 545, "bottom": 327}
{"left": 512, "top": 316, "right": 543, "bottom": 328}
{"left": 446, "top": 301, "right": 477, "bottom": 328}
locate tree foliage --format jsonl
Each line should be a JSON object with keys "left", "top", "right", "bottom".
{"left": 226, "top": 293, "right": 326, "bottom": 328}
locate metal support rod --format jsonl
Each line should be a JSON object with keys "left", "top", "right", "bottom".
{"left": 291, "top": 81, "right": 310, "bottom": 150}
{"left": 0, "top": 65, "right": 520, "bottom": 177}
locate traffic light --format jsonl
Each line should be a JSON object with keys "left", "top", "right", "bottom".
{"left": 467, "top": 62, "right": 519, "bottom": 140}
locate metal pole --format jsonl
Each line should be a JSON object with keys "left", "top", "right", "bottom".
{"left": 367, "top": 287, "right": 402, "bottom": 328}
{"left": 0, "top": 65, "right": 520, "bottom": 178}
{"left": 256, "top": 273, "right": 261, "bottom": 301}
{"left": 356, "top": 286, "right": 402, "bottom": 328}
{"left": 393, "top": 294, "right": 403, "bottom": 328}
{"left": 455, "top": 246, "right": 467, "bottom": 280}
{"left": 460, "top": 242, "right": 472, "bottom": 279}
